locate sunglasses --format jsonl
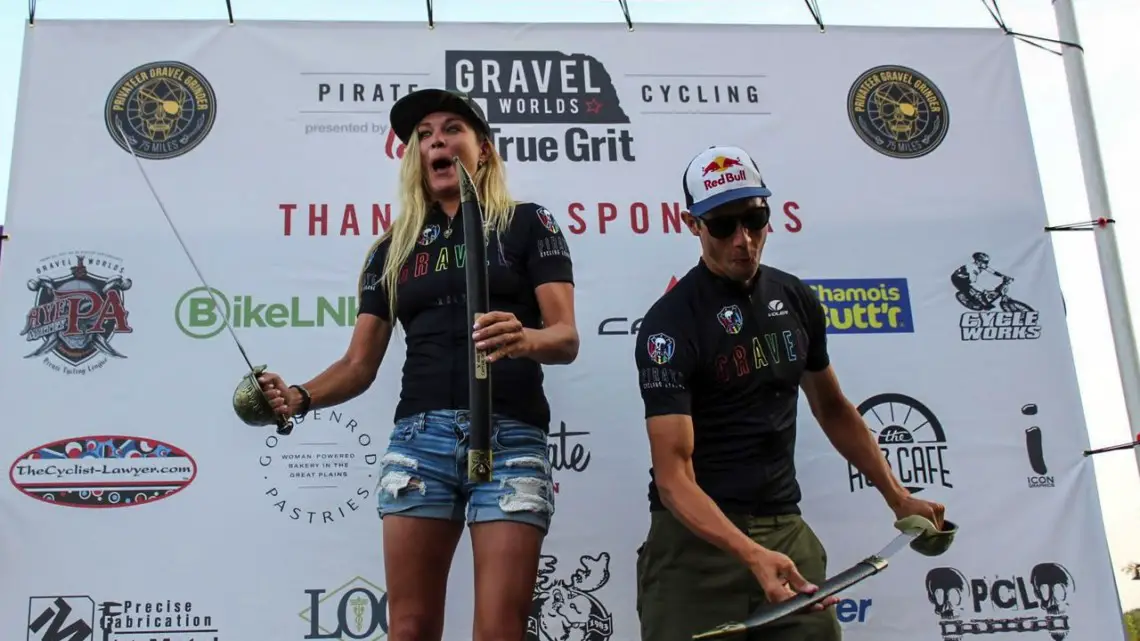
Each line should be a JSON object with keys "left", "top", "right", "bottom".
{"left": 700, "top": 204, "right": 771, "bottom": 240}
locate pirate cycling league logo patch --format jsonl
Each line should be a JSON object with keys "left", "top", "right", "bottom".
{"left": 646, "top": 333, "right": 676, "bottom": 365}
{"left": 847, "top": 65, "right": 949, "bottom": 159}
{"left": 19, "top": 252, "right": 133, "bottom": 375}
{"left": 951, "top": 251, "right": 1040, "bottom": 341}
{"left": 925, "top": 562, "right": 1075, "bottom": 640}
{"left": 105, "top": 60, "right": 217, "bottom": 160}
{"left": 527, "top": 552, "right": 614, "bottom": 641}
{"left": 717, "top": 305, "right": 744, "bottom": 335}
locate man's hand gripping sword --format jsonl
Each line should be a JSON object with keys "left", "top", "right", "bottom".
{"left": 113, "top": 122, "right": 294, "bottom": 436}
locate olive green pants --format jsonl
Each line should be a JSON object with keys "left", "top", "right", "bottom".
{"left": 636, "top": 510, "right": 842, "bottom": 641}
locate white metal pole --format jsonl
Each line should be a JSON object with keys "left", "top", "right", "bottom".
{"left": 1052, "top": 0, "right": 1140, "bottom": 474}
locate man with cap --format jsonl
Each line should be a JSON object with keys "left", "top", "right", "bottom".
{"left": 631, "top": 145, "right": 948, "bottom": 640}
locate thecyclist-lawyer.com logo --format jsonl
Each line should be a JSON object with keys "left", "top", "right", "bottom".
{"left": 175, "top": 287, "right": 358, "bottom": 338}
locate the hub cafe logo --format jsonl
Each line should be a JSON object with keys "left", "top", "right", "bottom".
{"left": 951, "top": 252, "right": 1041, "bottom": 342}
{"left": 10, "top": 435, "right": 197, "bottom": 508}
{"left": 20, "top": 252, "right": 133, "bottom": 375}
{"left": 445, "top": 50, "right": 634, "bottom": 164}
{"left": 528, "top": 552, "right": 614, "bottom": 641}
{"left": 847, "top": 64, "right": 949, "bottom": 159}
{"left": 925, "top": 562, "right": 1075, "bottom": 639}
{"left": 105, "top": 60, "right": 217, "bottom": 160}
{"left": 849, "top": 393, "right": 952, "bottom": 494}
{"left": 260, "top": 410, "right": 379, "bottom": 525}
{"left": 301, "top": 576, "right": 389, "bottom": 641}
{"left": 28, "top": 595, "right": 220, "bottom": 641}
{"left": 175, "top": 286, "right": 359, "bottom": 338}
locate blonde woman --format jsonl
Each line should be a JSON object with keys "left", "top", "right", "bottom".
{"left": 256, "top": 89, "right": 579, "bottom": 641}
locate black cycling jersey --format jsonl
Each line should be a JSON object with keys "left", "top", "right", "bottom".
{"left": 358, "top": 201, "right": 574, "bottom": 432}
{"left": 634, "top": 260, "right": 830, "bottom": 516}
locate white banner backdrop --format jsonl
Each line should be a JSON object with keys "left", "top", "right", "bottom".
{"left": 0, "top": 19, "right": 1126, "bottom": 641}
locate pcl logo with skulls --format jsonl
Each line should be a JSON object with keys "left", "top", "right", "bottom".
{"left": 924, "top": 562, "right": 1075, "bottom": 640}
{"left": 527, "top": 552, "right": 614, "bottom": 641}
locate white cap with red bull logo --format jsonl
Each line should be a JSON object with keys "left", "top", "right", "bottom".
{"left": 682, "top": 145, "right": 772, "bottom": 217}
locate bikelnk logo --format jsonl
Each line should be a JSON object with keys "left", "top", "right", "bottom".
{"left": 805, "top": 278, "right": 914, "bottom": 334}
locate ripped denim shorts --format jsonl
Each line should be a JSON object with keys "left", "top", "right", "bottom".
{"left": 376, "top": 409, "right": 555, "bottom": 534}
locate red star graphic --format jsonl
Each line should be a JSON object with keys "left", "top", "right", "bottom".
{"left": 585, "top": 98, "right": 603, "bottom": 114}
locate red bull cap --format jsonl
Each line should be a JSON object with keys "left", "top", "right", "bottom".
{"left": 682, "top": 145, "right": 772, "bottom": 217}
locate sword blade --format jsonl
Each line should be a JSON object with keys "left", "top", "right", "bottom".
{"left": 114, "top": 122, "right": 291, "bottom": 435}
{"left": 691, "top": 529, "right": 922, "bottom": 640}
{"left": 874, "top": 528, "right": 923, "bottom": 560}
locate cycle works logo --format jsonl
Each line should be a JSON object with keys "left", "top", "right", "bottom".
{"left": 804, "top": 278, "right": 915, "bottom": 335}
{"left": 444, "top": 50, "right": 634, "bottom": 163}
{"left": 301, "top": 576, "right": 389, "bottom": 641}
{"left": 28, "top": 595, "right": 220, "bottom": 641}
{"left": 20, "top": 252, "right": 133, "bottom": 375}
{"left": 847, "top": 65, "right": 949, "bottom": 159}
{"left": 10, "top": 435, "right": 197, "bottom": 509}
{"left": 951, "top": 252, "right": 1041, "bottom": 342}
{"left": 925, "top": 562, "right": 1074, "bottom": 639}
{"left": 175, "top": 287, "right": 359, "bottom": 338}
{"left": 850, "top": 393, "right": 951, "bottom": 495}
{"left": 1021, "top": 403, "right": 1054, "bottom": 490}
{"left": 105, "top": 61, "right": 217, "bottom": 160}
{"left": 528, "top": 552, "right": 614, "bottom": 641}
{"left": 260, "top": 410, "right": 379, "bottom": 525}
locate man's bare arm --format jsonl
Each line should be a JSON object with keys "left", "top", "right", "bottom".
{"left": 800, "top": 366, "right": 909, "bottom": 509}
{"left": 647, "top": 414, "right": 764, "bottom": 564}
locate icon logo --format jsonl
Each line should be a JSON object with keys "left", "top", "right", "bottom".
{"left": 847, "top": 65, "right": 949, "bottom": 159}
{"left": 717, "top": 305, "right": 744, "bottom": 334}
{"left": 767, "top": 299, "right": 789, "bottom": 318}
{"left": 20, "top": 252, "right": 133, "bottom": 375}
{"left": 850, "top": 393, "right": 951, "bottom": 494}
{"left": 105, "top": 61, "right": 217, "bottom": 160}
{"left": 1022, "top": 403, "right": 1054, "bottom": 489}
{"left": 805, "top": 278, "right": 915, "bottom": 335}
{"left": 10, "top": 435, "right": 197, "bottom": 509}
{"left": 528, "top": 553, "right": 613, "bottom": 641}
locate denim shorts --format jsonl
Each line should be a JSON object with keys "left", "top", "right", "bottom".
{"left": 376, "top": 409, "right": 555, "bottom": 534}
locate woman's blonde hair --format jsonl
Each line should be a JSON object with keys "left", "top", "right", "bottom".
{"left": 357, "top": 131, "right": 516, "bottom": 323}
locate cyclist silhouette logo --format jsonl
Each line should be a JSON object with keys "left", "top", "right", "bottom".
{"left": 950, "top": 252, "right": 1041, "bottom": 341}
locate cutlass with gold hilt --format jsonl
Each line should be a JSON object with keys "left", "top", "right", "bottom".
{"left": 112, "top": 121, "right": 294, "bottom": 436}
{"left": 456, "top": 156, "right": 493, "bottom": 483}
{"left": 691, "top": 515, "right": 959, "bottom": 640}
